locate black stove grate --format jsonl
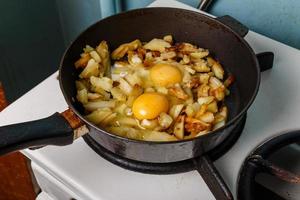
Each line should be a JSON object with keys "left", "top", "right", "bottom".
{"left": 83, "top": 114, "right": 246, "bottom": 174}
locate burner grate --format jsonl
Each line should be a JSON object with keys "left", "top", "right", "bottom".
{"left": 83, "top": 115, "right": 246, "bottom": 174}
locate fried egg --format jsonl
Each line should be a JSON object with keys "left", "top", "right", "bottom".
{"left": 132, "top": 92, "right": 169, "bottom": 120}
{"left": 150, "top": 63, "right": 182, "bottom": 87}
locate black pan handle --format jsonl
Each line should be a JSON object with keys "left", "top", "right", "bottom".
{"left": 216, "top": 16, "right": 275, "bottom": 72}
{"left": 256, "top": 52, "right": 274, "bottom": 72}
{"left": 216, "top": 15, "right": 249, "bottom": 38}
{"left": 194, "top": 155, "right": 233, "bottom": 200}
{"left": 0, "top": 111, "right": 81, "bottom": 156}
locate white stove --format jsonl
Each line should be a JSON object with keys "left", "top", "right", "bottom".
{"left": 1, "top": 0, "right": 300, "bottom": 199}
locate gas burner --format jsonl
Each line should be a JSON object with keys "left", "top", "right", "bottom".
{"left": 238, "top": 130, "right": 300, "bottom": 200}
{"left": 83, "top": 114, "right": 247, "bottom": 174}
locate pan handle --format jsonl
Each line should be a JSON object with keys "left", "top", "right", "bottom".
{"left": 216, "top": 16, "right": 275, "bottom": 72}
{"left": 0, "top": 109, "right": 87, "bottom": 156}
{"left": 194, "top": 155, "right": 233, "bottom": 200}
{"left": 249, "top": 155, "right": 300, "bottom": 183}
{"left": 256, "top": 52, "right": 274, "bottom": 72}
{"left": 216, "top": 15, "right": 249, "bottom": 38}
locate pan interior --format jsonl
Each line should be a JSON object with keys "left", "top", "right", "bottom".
{"left": 60, "top": 8, "right": 258, "bottom": 135}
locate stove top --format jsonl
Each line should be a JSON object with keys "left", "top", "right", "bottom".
{"left": 1, "top": 0, "right": 300, "bottom": 200}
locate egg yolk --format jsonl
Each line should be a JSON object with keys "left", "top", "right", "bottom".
{"left": 132, "top": 92, "right": 169, "bottom": 120}
{"left": 150, "top": 63, "right": 182, "bottom": 87}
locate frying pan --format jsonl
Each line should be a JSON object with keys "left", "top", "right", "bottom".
{"left": 0, "top": 8, "right": 274, "bottom": 200}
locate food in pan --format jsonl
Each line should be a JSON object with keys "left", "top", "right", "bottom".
{"left": 74, "top": 35, "right": 234, "bottom": 142}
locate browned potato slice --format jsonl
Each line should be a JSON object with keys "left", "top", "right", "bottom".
{"left": 77, "top": 88, "right": 88, "bottom": 104}
{"left": 128, "top": 51, "right": 143, "bottom": 67}
{"left": 190, "top": 51, "right": 209, "bottom": 59}
{"left": 169, "top": 104, "right": 184, "bottom": 119}
{"left": 75, "top": 80, "right": 89, "bottom": 91}
{"left": 90, "top": 85, "right": 110, "bottom": 100}
{"left": 211, "top": 62, "right": 224, "bottom": 80}
{"left": 75, "top": 53, "right": 91, "bottom": 69}
{"left": 197, "top": 96, "right": 214, "bottom": 105}
{"left": 163, "top": 35, "right": 173, "bottom": 44}
{"left": 96, "top": 41, "right": 111, "bottom": 76}
{"left": 142, "top": 130, "right": 178, "bottom": 142}
{"left": 210, "top": 86, "right": 225, "bottom": 101}
{"left": 185, "top": 76, "right": 200, "bottom": 88}
{"left": 112, "top": 39, "right": 142, "bottom": 60}
{"left": 224, "top": 74, "right": 235, "bottom": 87}
{"left": 199, "top": 73, "right": 210, "bottom": 84}
{"left": 193, "top": 63, "right": 210, "bottom": 72}
{"left": 174, "top": 115, "right": 185, "bottom": 139}
{"left": 90, "top": 76, "right": 113, "bottom": 92}
{"left": 105, "top": 126, "right": 127, "bottom": 137}
{"left": 119, "top": 78, "right": 133, "bottom": 95}
{"left": 197, "top": 112, "right": 215, "bottom": 123}
{"left": 213, "top": 121, "right": 225, "bottom": 131}
{"left": 160, "top": 51, "right": 177, "bottom": 60}
{"left": 85, "top": 108, "right": 112, "bottom": 124}
{"left": 185, "top": 117, "right": 210, "bottom": 135}
{"left": 79, "top": 59, "right": 100, "bottom": 78}
{"left": 155, "top": 86, "right": 168, "bottom": 95}
{"left": 101, "top": 113, "right": 117, "bottom": 126}
{"left": 141, "top": 119, "right": 159, "bottom": 130}
{"left": 209, "top": 77, "right": 224, "bottom": 89}
{"left": 143, "top": 38, "right": 171, "bottom": 52}
{"left": 113, "top": 103, "right": 127, "bottom": 115}
{"left": 89, "top": 51, "right": 101, "bottom": 63}
{"left": 125, "top": 73, "right": 142, "bottom": 86}
{"left": 110, "top": 87, "right": 126, "bottom": 102}
{"left": 158, "top": 112, "right": 173, "bottom": 129}
{"left": 176, "top": 43, "right": 198, "bottom": 53}
{"left": 116, "top": 117, "right": 139, "bottom": 127}
{"left": 197, "top": 84, "right": 210, "bottom": 97}
{"left": 87, "top": 93, "right": 102, "bottom": 100}
{"left": 194, "top": 104, "right": 208, "bottom": 119}
{"left": 219, "top": 106, "right": 228, "bottom": 120}
{"left": 206, "top": 57, "right": 216, "bottom": 67}
{"left": 182, "top": 55, "right": 190, "bottom": 64}
{"left": 84, "top": 100, "right": 116, "bottom": 112}
{"left": 185, "top": 104, "right": 196, "bottom": 117}
{"left": 207, "top": 101, "right": 218, "bottom": 113}
{"left": 168, "top": 84, "right": 189, "bottom": 100}
{"left": 213, "top": 106, "right": 228, "bottom": 125}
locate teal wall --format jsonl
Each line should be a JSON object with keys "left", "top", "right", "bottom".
{"left": 56, "top": 0, "right": 102, "bottom": 46}
{"left": 120, "top": 0, "right": 300, "bottom": 49}
{"left": 209, "top": 0, "right": 300, "bottom": 50}
{"left": 0, "top": 1, "right": 65, "bottom": 102}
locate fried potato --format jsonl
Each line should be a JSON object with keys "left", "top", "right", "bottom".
{"left": 111, "top": 39, "right": 142, "bottom": 60}
{"left": 79, "top": 59, "right": 99, "bottom": 78}
{"left": 142, "top": 130, "right": 178, "bottom": 142}
{"left": 75, "top": 53, "right": 91, "bottom": 69}
{"left": 75, "top": 36, "right": 234, "bottom": 141}
{"left": 143, "top": 38, "right": 171, "bottom": 52}
{"left": 96, "top": 41, "right": 111, "bottom": 76}
{"left": 174, "top": 115, "right": 185, "bottom": 139}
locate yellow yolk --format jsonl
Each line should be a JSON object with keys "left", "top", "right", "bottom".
{"left": 150, "top": 63, "right": 182, "bottom": 87}
{"left": 132, "top": 92, "right": 169, "bottom": 120}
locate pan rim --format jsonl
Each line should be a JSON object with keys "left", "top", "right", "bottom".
{"left": 59, "top": 7, "right": 260, "bottom": 145}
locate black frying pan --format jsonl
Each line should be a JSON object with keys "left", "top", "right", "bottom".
{"left": 0, "top": 8, "right": 274, "bottom": 200}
